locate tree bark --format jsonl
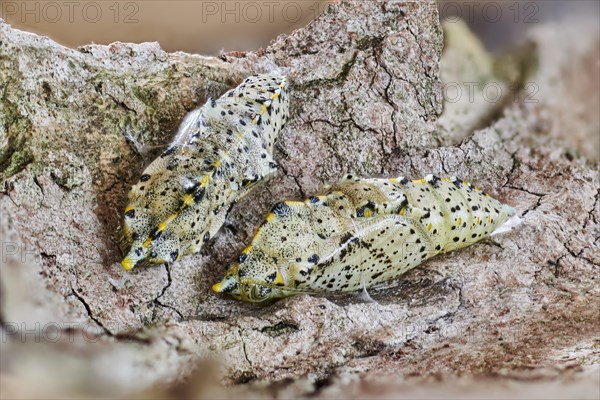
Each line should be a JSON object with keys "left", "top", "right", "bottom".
{"left": 1, "top": 0, "right": 598, "bottom": 397}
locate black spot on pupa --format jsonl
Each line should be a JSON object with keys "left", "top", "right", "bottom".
{"left": 241, "top": 177, "right": 258, "bottom": 187}
{"left": 203, "top": 232, "right": 210, "bottom": 242}
{"left": 125, "top": 209, "right": 135, "bottom": 218}
{"left": 140, "top": 174, "right": 150, "bottom": 182}
{"left": 238, "top": 253, "right": 248, "bottom": 263}
{"left": 308, "top": 254, "right": 320, "bottom": 264}
{"left": 356, "top": 201, "right": 376, "bottom": 217}
{"left": 185, "top": 182, "right": 199, "bottom": 194}
{"left": 162, "top": 146, "right": 178, "bottom": 157}
{"left": 427, "top": 175, "right": 441, "bottom": 187}
{"left": 272, "top": 202, "right": 291, "bottom": 217}
{"left": 194, "top": 189, "right": 205, "bottom": 203}
{"left": 170, "top": 250, "right": 179, "bottom": 262}
{"left": 266, "top": 272, "right": 277, "bottom": 283}
{"left": 372, "top": 271, "right": 384, "bottom": 279}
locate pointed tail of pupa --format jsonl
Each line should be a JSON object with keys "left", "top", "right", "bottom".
{"left": 491, "top": 205, "right": 521, "bottom": 237}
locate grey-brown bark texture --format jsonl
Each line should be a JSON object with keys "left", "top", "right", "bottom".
{"left": 1, "top": 0, "right": 599, "bottom": 398}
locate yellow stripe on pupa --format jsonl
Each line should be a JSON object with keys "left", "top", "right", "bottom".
{"left": 182, "top": 194, "right": 194, "bottom": 206}
{"left": 274, "top": 271, "right": 284, "bottom": 285}
{"left": 121, "top": 257, "right": 135, "bottom": 271}
{"left": 212, "top": 282, "right": 224, "bottom": 293}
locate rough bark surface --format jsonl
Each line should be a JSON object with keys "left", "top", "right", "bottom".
{"left": 1, "top": 1, "right": 598, "bottom": 398}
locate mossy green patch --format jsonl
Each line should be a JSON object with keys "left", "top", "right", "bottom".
{"left": 0, "top": 95, "right": 34, "bottom": 184}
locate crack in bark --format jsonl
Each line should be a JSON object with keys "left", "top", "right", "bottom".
{"left": 584, "top": 188, "right": 599, "bottom": 229}
{"left": 151, "top": 264, "right": 184, "bottom": 321}
{"left": 563, "top": 241, "right": 598, "bottom": 267}
{"left": 374, "top": 50, "right": 400, "bottom": 153}
{"left": 274, "top": 162, "right": 306, "bottom": 199}
{"left": 238, "top": 327, "right": 254, "bottom": 369}
{"left": 70, "top": 286, "right": 112, "bottom": 336}
{"left": 505, "top": 185, "right": 547, "bottom": 216}
{"left": 545, "top": 216, "right": 598, "bottom": 278}
{"left": 292, "top": 175, "right": 306, "bottom": 198}
{"left": 2, "top": 190, "right": 19, "bottom": 207}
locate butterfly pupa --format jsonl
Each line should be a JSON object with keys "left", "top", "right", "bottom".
{"left": 212, "top": 174, "right": 518, "bottom": 302}
{"left": 120, "top": 74, "right": 289, "bottom": 270}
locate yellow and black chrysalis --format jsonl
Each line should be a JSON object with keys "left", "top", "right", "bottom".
{"left": 120, "top": 74, "right": 288, "bottom": 270}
